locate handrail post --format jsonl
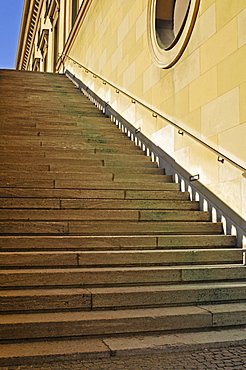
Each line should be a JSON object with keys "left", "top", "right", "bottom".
{"left": 64, "top": 68, "right": 246, "bottom": 250}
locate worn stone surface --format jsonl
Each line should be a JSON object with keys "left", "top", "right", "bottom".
{"left": 1, "top": 334, "right": 246, "bottom": 369}
{"left": 0, "top": 70, "right": 245, "bottom": 365}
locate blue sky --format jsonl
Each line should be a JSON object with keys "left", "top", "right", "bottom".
{"left": 0, "top": 0, "right": 24, "bottom": 69}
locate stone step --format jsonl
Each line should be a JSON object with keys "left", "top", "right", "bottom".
{"left": 0, "top": 187, "right": 185, "bottom": 198}
{"left": 0, "top": 129, "right": 130, "bottom": 139}
{"left": 0, "top": 209, "right": 211, "bottom": 222}
{"left": 1, "top": 156, "right": 158, "bottom": 169}
{"left": 87, "top": 284, "right": 246, "bottom": 310}
{"left": 0, "top": 118, "right": 120, "bottom": 129}
{"left": 0, "top": 128, "right": 135, "bottom": 138}
{"left": 66, "top": 221, "right": 223, "bottom": 236}
{"left": 54, "top": 180, "right": 176, "bottom": 189}
{"left": 36, "top": 119, "right": 120, "bottom": 128}
{"left": 0, "top": 149, "right": 148, "bottom": 160}
{"left": 52, "top": 165, "right": 162, "bottom": 174}
{"left": 1, "top": 282, "right": 246, "bottom": 314}
{"left": 0, "top": 139, "right": 137, "bottom": 151}
{"left": 1, "top": 303, "right": 246, "bottom": 341}
{"left": 0, "top": 137, "right": 137, "bottom": 153}
{"left": 0, "top": 145, "right": 146, "bottom": 155}
{"left": 0, "top": 174, "right": 171, "bottom": 185}
{"left": 1, "top": 173, "right": 115, "bottom": 183}
{"left": 44, "top": 141, "right": 146, "bottom": 152}
{"left": 0, "top": 147, "right": 149, "bottom": 158}
{"left": 0, "top": 221, "right": 223, "bottom": 236}
{"left": 0, "top": 152, "right": 157, "bottom": 168}
{"left": 0, "top": 265, "right": 245, "bottom": 289}
{"left": 1, "top": 165, "right": 164, "bottom": 175}
{"left": 0, "top": 179, "right": 179, "bottom": 190}
{"left": 0, "top": 134, "right": 135, "bottom": 145}
{"left": 0, "top": 249, "right": 242, "bottom": 268}
{"left": 1, "top": 70, "right": 244, "bottom": 352}
{"left": 0, "top": 157, "right": 101, "bottom": 167}
{"left": 0, "top": 164, "right": 50, "bottom": 171}
{"left": 1, "top": 329, "right": 246, "bottom": 367}
{"left": 0, "top": 122, "right": 120, "bottom": 132}
{"left": 0, "top": 198, "right": 199, "bottom": 210}
{"left": 0, "top": 235, "right": 236, "bottom": 251}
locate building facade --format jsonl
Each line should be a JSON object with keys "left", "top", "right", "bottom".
{"left": 16, "top": 0, "right": 246, "bottom": 221}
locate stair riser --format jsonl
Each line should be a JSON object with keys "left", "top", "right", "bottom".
{"left": 0, "top": 210, "right": 210, "bottom": 222}
{"left": 0, "top": 130, "right": 129, "bottom": 138}
{"left": 0, "top": 138, "right": 137, "bottom": 148}
{"left": 0, "top": 199, "right": 199, "bottom": 210}
{"left": 1, "top": 167, "right": 164, "bottom": 175}
{"left": 0, "top": 147, "right": 145, "bottom": 156}
{"left": 0, "top": 291, "right": 91, "bottom": 313}
{"left": 0, "top": 250, "right": 242, "bottom": 268}
{"left": 0, "top": 315, "right": 212, "bottom": 341}
{"left": 0, "top": 159, "right": 102, "bottom": 167}
{"left": 91, "top": 287, "right": 246, "bottom": 310}
{"left": 0, "top": 221, "right": 223, "bottom": 236}
{"left": 0, "top": 235, "right": 236, "bottom": 251}
{"left": 1, "top": 286, "right": 245, "bottom": 313}
{"left": 1, "top": 266, "right": 245, "bottom": 288}
{"left": 2, "top": 308, "right": 246, "bottom": 340}
{"left": 0, "top": 180, "right": 178, "bottom": 190}
{"left": 0, "top": 188, "right": 185, "bottom": 199}
{"left": 0, "top": 159, "right": 158, "bottom": 169}
{"left": 0, "top": 173, "right": 167, "bottom": 181}
{"left": 0, "top": 140, "right": 137, "bottom": 150}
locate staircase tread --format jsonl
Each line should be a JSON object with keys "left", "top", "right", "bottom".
{"left": 1, "top": 264, "right": 244, "bottom": 272}
{"left": 0, "top": 248, "right": 242, "bottom": 254}
{"left": 1, "top": 303, "right": 246, "bottom": 322}
{"left": 1, "top": 329, "right": 246, "bottom": 365}
{"left": 0, "top": 70, "right": 244, "bottom": 348}
{"left": 1, "top": 281, "right": 246, "bottom": 295}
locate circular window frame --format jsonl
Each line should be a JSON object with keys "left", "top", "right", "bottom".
{"left": 147, "top": 0, "right": 200, "bottom": 68}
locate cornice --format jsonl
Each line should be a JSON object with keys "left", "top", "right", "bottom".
{"left": 15, "top": 0, "right": 42, "bottom": 70}
{"left": 16, "top": 0, "right": 93, "bottom": 71}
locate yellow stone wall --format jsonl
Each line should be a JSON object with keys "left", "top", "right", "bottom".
{"left": 17, "top": 0, "right": 246, "bottom": 220}
{"left": 62, "top": 0, "right": 246, "bottom": 219}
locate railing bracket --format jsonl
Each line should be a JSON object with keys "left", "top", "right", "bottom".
{"left": 64, "top": 68, "right": 246, "bottom": 249}
{"left": 189, "top": 174, "right": 200, "bottom": 181}
{"left": 218, "top": 156, "right": 225, "bottom": 163}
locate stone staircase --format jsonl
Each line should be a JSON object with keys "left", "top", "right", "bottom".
{"left": 0, "top": 69, "right": 245, "bottom": 365}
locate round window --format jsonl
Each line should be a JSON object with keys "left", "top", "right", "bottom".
{"left": 147, "top": 0, "right": 200, "bottom": 68}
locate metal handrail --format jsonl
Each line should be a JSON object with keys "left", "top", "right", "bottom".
{"left": 65, "top": 69, "right": 246, "bottom": 251}
{"left": 58, "top": 53, "right": 246, "bottom": 175}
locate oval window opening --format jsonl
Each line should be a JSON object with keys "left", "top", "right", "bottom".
{"left": 148, "top": 0, "right": 200, "bottom": 68}
{"left": 155, "top": 0, "right": 191, "bottom": 49}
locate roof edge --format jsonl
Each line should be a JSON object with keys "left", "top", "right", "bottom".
{"left": 15, "top": 0, "right": 32, "bottom": 70}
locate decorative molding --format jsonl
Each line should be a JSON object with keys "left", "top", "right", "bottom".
{"left": 47, "top": 0, "right": 60, "bottom": 22}
{"left": 37, "top": 29, "right": 49, "bottom": 51}
{"left": 32, "top": 57, "right": 41, "bottom": 70}
{"left": 16, "top": 0, "right": 42, "bottom": 70}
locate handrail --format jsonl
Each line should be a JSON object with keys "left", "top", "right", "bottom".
{"left": 58, "top": 53, "right": 246, "bottom": 174}
{"left": 66, "top": 69, "right": 246, "bottom": 250}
